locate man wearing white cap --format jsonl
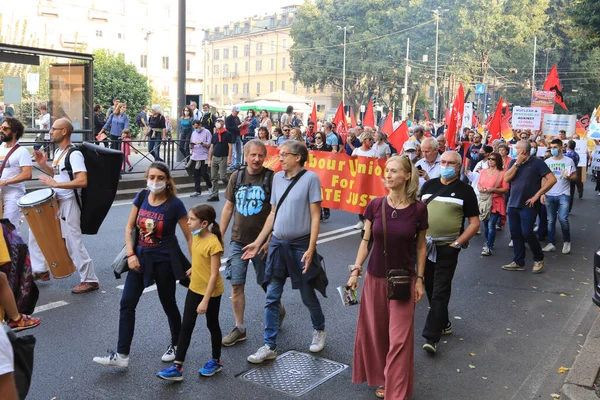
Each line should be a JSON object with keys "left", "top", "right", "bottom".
{"left": 415, "top": 137, "right": 441, "bottom": 188}
{"left": 402, "top": 141, "right": 418, "bottom": 162}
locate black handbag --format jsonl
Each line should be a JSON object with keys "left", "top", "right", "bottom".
{"left": 6, "top": 329, "right": 35, "bottom": 400}
{"left": 382, "top": 197, "right": 412, "bottom": 301}
{"left": 112, "top": 190, "right": 148, "bottom": 279}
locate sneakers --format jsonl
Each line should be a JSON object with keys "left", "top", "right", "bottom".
{"left": 222, "top": 327, "right": 247, "bottom": 347}
{"left": 279, "top": 303, "right": 286, "bottom": 329}
{"left": 199, "top": 359, "right": 223, "bottom": 377}
{"left": 190, "top": 192, "right": 201, "bottom": 198}
{"left": 441, "top": 322, "right": 452, "bottom": 335}
{"left": 309, "top": 329, "right": 327, "bottom": 353}
{"left": 502, "top": 262, "right": 525, "bottom": 272}
{"left": 508, "top": 240, "right": 513, "bottom": 248}
{"left": 71, "top": 282, "right": 99, "bottom": 294}
{"left": 157, "top": 365, "right": 183, "bottom": 381}
{"left": 542, "top": 243, "right": 556, "bottom": 252}
{"left": 562, "top": 242, "right": 571, "bottom": 254}
{"left": 162, "top": 344, "right": 177, "bottom": 362}
{"left": 127, "top": 166, "right": 134, "bottom": 173}
{"left": 206, "top": 196, "right": 219, "bottom": 202}
{"left": 8, "top": 314, "right": 41, "bottom": 332}
{"left": 93, "top": 351, "right": 129, "bottom": 368}
{"left": 533, "top": 259, "right": 545, "bottom": 274}
{"left": 423, "top": 341, "right": 437, "bottom": 354}
{"left": 481, "top": 247, "right": 492, "bottom": 256}
{"left": 354, "top": 220, "right": 365, "bottom": 230}
{"left": 247, "top": 345, "right": 277, "bottom": 364}
{"left": 33, "top": 271, "right": 50, "bottom": 281}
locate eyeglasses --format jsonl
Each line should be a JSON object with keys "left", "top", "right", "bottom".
{"left": 279, "top": 152, "right": 298, "bottom": 158}
{"left": 315, "top": 137, "right": 323, "bottom": 140}
{"left": 0, "top": 126, "right": 10, "bottom": 131}
{"left": 283, "top": 129, "right": 290, "bottom": 132}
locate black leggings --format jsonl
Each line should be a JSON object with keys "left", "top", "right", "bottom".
{"left": 175, "top": 290, "right": 222, "bottom": 362}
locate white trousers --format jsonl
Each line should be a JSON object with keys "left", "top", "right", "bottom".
{"left": 2, "top": 190, "right": 24, "bottom": 228}
{"left": 29, "top": 196, "right": 99, "bottom": 283}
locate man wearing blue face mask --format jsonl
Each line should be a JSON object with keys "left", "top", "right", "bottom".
{"left": 502, "top": 140, "right": 557, "bottom": 274}
{"left": 419, "top": 151, "right": 480, "bottom": 354}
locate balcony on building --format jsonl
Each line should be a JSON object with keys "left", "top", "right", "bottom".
{"left": 186, "top": 44, "right": 197, "bottom": 54}
{"left": 60, "top": 34, "right": 88, "bottom": 49}
{"left": 38, "top": 5, "right": 59, "bottom": 17}
{"left": 88, "top": 9, "right": 109, "bottom": 22}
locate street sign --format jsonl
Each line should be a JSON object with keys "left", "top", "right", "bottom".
{"left": 27, "top": 73, "right": 39, "bottom": 94}
{"left": 475, "top": 84, "right": 486, "bottom": 95}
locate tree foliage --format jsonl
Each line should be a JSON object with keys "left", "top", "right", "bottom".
{"left": 570, "top": 0, "right": 600, "bottom": 46}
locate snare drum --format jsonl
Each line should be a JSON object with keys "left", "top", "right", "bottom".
{"left": 18, "top": 188, "right": 75, "bottom": 279}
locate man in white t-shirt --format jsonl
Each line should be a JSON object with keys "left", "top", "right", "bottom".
{"left": 542, "top": 138, "right": 577, "bottom": 255}
{"left": 29, "top": 118, "right": 99, "bottom": 294}
{"left": 0, "top": 118, "right": 33, "bottom": 227}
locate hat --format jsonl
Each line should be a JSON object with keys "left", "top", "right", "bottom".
{"left": 216, "top": 116, "right": 224, "bottom": 121}
{"left": 232, "top": 106, "right": 240, "bottom": 112}
{"left": 403, "top": 141, "right": 417, "bottom": 152}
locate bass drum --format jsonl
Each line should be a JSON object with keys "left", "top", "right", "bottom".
{"left": 17, "top": 188, "right": 75, "bottom": 279}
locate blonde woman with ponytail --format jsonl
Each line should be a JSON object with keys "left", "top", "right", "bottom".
{"left": 348, "top": 155, "right": 428, "bottom": 400}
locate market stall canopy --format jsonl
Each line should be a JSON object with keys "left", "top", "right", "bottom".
{"left": 235, "top": 90, "right": 312, "bottom": 113}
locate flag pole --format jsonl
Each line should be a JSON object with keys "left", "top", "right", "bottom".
{"left": 532, "top": 36, "right": 537, "bottom": 90}
{"left": 402, "top": 38, "right": 410, "bottom": 120}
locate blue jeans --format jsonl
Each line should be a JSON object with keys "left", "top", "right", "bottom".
{"left": 264, "top": 275, "right": 325, "bottom": 348}
{"left": 483, "top": 212, "right": 501, "bottom": 249}
{"left": 224, "top": 241, "right": 266, "bottom": 286}
{"left": 148, "top": 137, "right": 162, "bottom": 161}
{"left": 537, "top": 204, "right": 548, "bottom": 238}
{"left": 508, "top": 206, "right": 544, "bottom": 266}
{"left": 230, "top": 136, "right": 242, "bottom": 169}
{"left": 545, "top": 194, "right": 571, "bottom": 245}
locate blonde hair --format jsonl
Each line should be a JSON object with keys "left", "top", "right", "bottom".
{"left": 386, "top": 155, "right": 419, "bottom": 204}
{"left": 290, "top": 128, "right": 303, "bottom": 141}
{"left": 114, "top": 103, "right": 126, "bottom": 116}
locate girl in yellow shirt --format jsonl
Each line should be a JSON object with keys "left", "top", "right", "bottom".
{"left": 157, "top": 204, "right": 224, "bottom": 381}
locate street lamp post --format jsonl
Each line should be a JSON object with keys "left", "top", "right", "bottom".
{"left": 545, "top": 48, "right": 552, "bottom": 75}
{"left": 336, "top": 25, "right": 353, "bottom": 106}
{"left": 432, "top": 8, "right": 448, "bottom": 121}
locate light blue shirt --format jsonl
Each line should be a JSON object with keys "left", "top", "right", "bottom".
{"left": 103, "top": 113, "right": 130, "bottom": 137}
{"left": 326, "top": 132, "right": 338, "bottom": 147}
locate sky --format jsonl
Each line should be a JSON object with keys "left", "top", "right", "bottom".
{"left": 196, "top": 0, "right": 303, "bottom": 28}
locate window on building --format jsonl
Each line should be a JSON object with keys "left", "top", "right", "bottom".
{"left": 140, "top": 54, "right": 147, "bottom": 68}
{"left": 96, "top": 30, "right": 103, "bottom": 37}
{"left": 118, "top": 33, "right": 124, "bottom": 39}
{"left": 223, "top": 84, "right": 228, "bottom": 95}
{"left": 234, "top": 63, "right": 238, "bottom": 73}
{"left": 234, "top": 24, "right": 240, "bottom": 34}
{"left": 256, "top": 43, "right": 262, "bottom": 55}
{"left": 214, "top": 49, "right": 219, "bottom": 60}
{"left": 214, "top": 84, "right": 219, "bottom": 95}
{"left": 293, "top": 82, "right": 298, "bottom": 93}
{"left": 320, "top": 87, "right": 324, "bottom": 93}
{"left": 243, "top": 83, "right": 249, "bottom": 95}
{"left": 256, "top": 82, "right": 260, "bottom": 96}
{"left": 223, "top": 64, "right": 229, "bottom": 75}
{"left": 255, "top": 60, "right": 262, "bottom": 71}
{"left": 214, "top": 65, "right": 219, "bottom": 75}
{"left": 270, "top": 81, "right": 274, "bottom": 92}
{"left": 271, "top": 41, "right": 275, "bottom": 52}
{"left": 282, "top": 16, "right": 288, "bottom": 25}
{"left": 281, "top": 81, "right": 285, "bottom": 91}
{"left": 233, "top": 83, "right": 238, "bottom": 94}
{"left": 162, "top": 56, "right": 169, "bottom": 69}
{"left": 244, "top": 44, "right": 250, "bottom": 56}
{"left": 224, "top": 27, "right": 229, "bottom": 35}
{"left": 224, "top": 48, "right": 229, "bottom": 59}
{"left": 186, "top": 59, "right": 191, "bottom": 72}
{"left": 163, "top": 84, "right": 170, "bottom": 95}
{"left": 270, "top": 17, "right": 275, "bottom": 28}
{"left": 244, "top": 61, "right": 249, "bottom": 72}
{"left": 270, "top": 59, "right": 275, "bottom": 71}
{"left": 282, "top": 57, "right": 286, "bottom": 69}
{"left": 282, "top": 39, "right": 287, "bottom": 49}
{"left": 232, "top": 46, "right": 238, "bottom": 58}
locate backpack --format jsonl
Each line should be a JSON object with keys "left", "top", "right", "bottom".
{"left": 234, "top": 166, "right": 275, "bottom": 203}
{"left": 63, "top": 142, "right": 124, "bottom": 234}
{"left": 135, "top": 113, "right": 143, "bottom": 127}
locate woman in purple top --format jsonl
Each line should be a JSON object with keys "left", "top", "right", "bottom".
{"left": 347, "top": 155, "right": 428, "bottom": 400}
{"left": 189, "top": 120, "right": 213, "bottom": 197}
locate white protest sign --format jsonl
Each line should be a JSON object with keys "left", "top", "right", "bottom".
{"left": 26, "top": 73, "right": 39, "bottom": 94}
{"left": 462, "top": 103, "right": 473, "bottom": 131}
{"left": 537, "top": 147, "right": 548, "bottom": 157}
{"left": 542, "top": 114, "right": 577, "bottom": 137}
{"left": 512, "top": 107, "right": 542, "bottom": 130}
{"left": 591, "top": 146, "right": 600, "bottom": 171}
{"left": 589, "top": 122, "right": 600, "bottom": 140}
{"left": 574, "top": 139, "right": 588, "bottom": 167}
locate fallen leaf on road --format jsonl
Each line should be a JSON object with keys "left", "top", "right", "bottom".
{"left": 558, "top": 366, "right": 569, "bottom": 374}
{"left": 551, "top": 393, "right": 560, "bottom": 399}
{"left": 503, "top": 386, "right": 508, "bottom": 390}
{"left": 469, "top": 364, "right": 475, "bottom": 369}
{"left": 488, "top": 292, "right": 494, "bottom": 295}
{"left": 454, "top": 316, "right": 462, "bottom": 320}
{"left": 559, "top": 293, "right": 567, "bottom": 297}
{"left": 546, "top": 300, "right": 553, "bottom": 302}
{"left": 532, "top": 286, "right": 538, "bottom": 289}
{"left": 508, "top": 331, "right": 513, "bottom": 334}
{"left": 482, "top": 376, "right": 487, "bottom": 380}
{"left": 469, "top": 353, "right": 476, "bottom": 357}
{"left": 442, "top": 341, "right": 448, "bottom": 344}
{"left": 458, "top": 338, "right": 464, "bottom": 341}
{"left": 101, "top": 291, "right": 107, "bottom": 294}
{"left": 580, "top": 282, "right": 589, "bottom": 285}
{"left": 457, "top": 369, "right": 461, "bottom": 373}
{"left": 506, "top": 328, "right": 512, "bottom": 331}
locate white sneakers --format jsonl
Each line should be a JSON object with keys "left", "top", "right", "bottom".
{"left": 562, "top": 242, "right": 571, "bottom": 254}
{"left": 309, "top": 330, "right": 327, "bottom": 353}
{"left": 161, "top": 344, "right": 177, "bottom": 362}
{"left": 542, "top": 243, "right": 556, "bottom": 252}
{"left": 508, "top": 240, "right": 513, "bottom": 248}
{"left": 354, "top": 221, "right": 365, "bottom": 230}
{"left": 247, "top": 345, "right": 278, "bottom": 364}
{"left": 93, "top": 351, "right": 129, "bottom": 367}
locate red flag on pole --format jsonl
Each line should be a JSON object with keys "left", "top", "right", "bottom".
{"left": 363, "top": 98, "right": 375, "bottom": 128}
{"left": 388, "top": 121, "right": 409, "bottom": 152}
{"left": 444, "top": 109, "right": 451, "bottom": 127}
{"left": 446, "top": 83, "right": 465, "bottom": 151}
{"left": 424, "top": 110, "right": 430, "bottom": 122}
{"left": 488, "top": 96, "right": 503, "bottom": 142}
{"left": 543, "top": 64, "right": 568, "bottom": 110}
{"left": 349, "top": 107, "right": 357, "bottom": 128}
{"left": 307, "top": 102, "right": 317, "bottom": 140}
{"left": 333, "top": 101, "right": 348, "bottom": 145}
{"left": 381, "top": 113, "right": 394, "bottom": 136}
{"left": 501, "top": 112, "right": 513, "bottom": 140}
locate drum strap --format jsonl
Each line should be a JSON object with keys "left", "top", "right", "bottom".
{"left": 0, "top": 144, "right": 20, "bottom": 177}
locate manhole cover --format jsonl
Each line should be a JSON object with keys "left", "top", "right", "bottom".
{"left": 239, "top": 350, "right": 348, "bottom": 397}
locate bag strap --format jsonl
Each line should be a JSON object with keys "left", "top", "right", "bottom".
{"left": 492, "top": 170, "right": 502, "bottom": 189}
{"left": 274, "top": 169, "right": 308, "bottom": 222}
{"left": 423, "top": 179, "right": 459, "bottom": 205}
{"left": 381, "top": 197, "right": 389, "bottom": 271}
{"left": 0, "top": 144, "right": 20, "bottom": 177}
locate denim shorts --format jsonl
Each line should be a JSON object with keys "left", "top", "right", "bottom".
{"left": 224, "top": 241, "right": 266, "bottom": 286}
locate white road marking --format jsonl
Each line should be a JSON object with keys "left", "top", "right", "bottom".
{"left": 318, "top": 225, "right": 355, "bottom": 238}
{"left": 316, "top": 230, "right": 361, "bottom": 244}
{"left": 116, "top": 283, "right": 158, "bottom": 293}
{"left": 33, "top": 300, "right": 69, "bottom": 314}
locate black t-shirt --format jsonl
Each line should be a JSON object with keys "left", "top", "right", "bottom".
{"left": 507, "top": 157, "right": 552, "bottom": 208}
{"left": 211, "top": 131, "right": 233, "bottom": 157}
{"left": 149, "top": 114, "right": 166, "bottom": 129}
{"left": 467, "top": 144, "right": 483, "bottom": 171}
{"left": 225, "top": 115, "right": 241, "bottom": 138}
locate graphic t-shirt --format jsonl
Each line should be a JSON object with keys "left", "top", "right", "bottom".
{"left": 224, "top": 168, "right": 273, "bottom": 244}
{"left": 467, "top": 144, "right": 482, "bottom": 171}
{"left": 189, "top": 234, "right": 224, "bottom": 297}
{"left": 545, "top": 156, "right": 576, "bottom": 197}
{"left": 0, "top": 143, "right": 32, "bottom": 194}
{"left": 133, "top": 191, "right": 187, "bottom": 261}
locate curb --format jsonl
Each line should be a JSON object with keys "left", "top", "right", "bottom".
{"left": 561, "top": 311, "right": 600, "bottom": 399}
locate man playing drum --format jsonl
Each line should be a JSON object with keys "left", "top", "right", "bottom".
{"left": 0, "top": 118, "right": 33, "bottom": 227}
{"left": 29, "top": 118, "right": 100, "bottom": 294}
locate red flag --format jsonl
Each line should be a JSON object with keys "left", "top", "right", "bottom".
{"left": 381, "top": 113, "right": 394, "bottom": 136}
{"left": 543, "top": 64, "right": 568, "bottom": 110}
{"left": 444, "top": 109, "right": 451, "bottom": 126}
{"left": 501, "top": 112, "right": 513, "bottom": 140}
{"left": 388, "top": 121, "right": 409, "bottom": 152}
{"left": 424, "top": 110, "right": 430, "bottom": 122}
{"left": 488, "top": 96, "right": 503, "bottom": 142}
{"left": 461, "top": 142, "right": 470, "bottom": 166}
{"left": 472, "top": 113, "right": 480, "bottom": 128}
{"left": 333, "top": 101, "right": 348, "bottom": 145}
{"left": 446, "top": 83, "right": 465, "bottom": 151}
{"left": 308, "top": 102, "right": 317, "bottom": 139}
{"left": 349, "top": 107, "right": 357, "bottom": 128}
{"left": 363, "top": 98, "right": 375, "bottom": 128}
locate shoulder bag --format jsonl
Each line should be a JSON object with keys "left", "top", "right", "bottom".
{"left": 478, "top": 171, "right": 502, "bottom": 221}
{"left": 112, "top": 190, "right": 148, "bottom": 278}
{"left": 273, "top": 169, "right": 308, "bottom": 222}
{"left": 382, "top": 197, "right": 412, "bottom": 301}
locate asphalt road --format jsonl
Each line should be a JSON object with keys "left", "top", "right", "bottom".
{"left": 19, "top": 181, "right": 600, "bottom": 400}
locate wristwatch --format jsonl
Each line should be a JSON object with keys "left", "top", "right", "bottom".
{"left": 515, "top": 163, "right": 522, "bottom": 168}
{"left": 453, "top": 241, "right": 461, "bottom": 248}
{"left": 416, "top": 275, "right": 425, "bottom": 283}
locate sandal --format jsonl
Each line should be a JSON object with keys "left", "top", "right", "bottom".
{"left": 375, "top": 386, "right": 385, "bottom": 399}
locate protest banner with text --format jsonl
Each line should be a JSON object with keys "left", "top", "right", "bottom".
{"left": 512, "top": 106, "right": 542, "bottom": 130}
{"left": 542, "top": 114, "right": 577, "bottom": 137}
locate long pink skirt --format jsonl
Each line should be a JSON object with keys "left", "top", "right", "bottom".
{"left": 352, "top": 272, "right": 415, "bottom": 400}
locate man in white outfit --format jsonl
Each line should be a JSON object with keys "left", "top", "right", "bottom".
{"left": 30, "top": 118, "right": 99, "bottom": 294}
{"left": 0, "top": 117, "right": 33, "bottom": 227}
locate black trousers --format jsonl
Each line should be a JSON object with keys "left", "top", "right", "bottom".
{"left": 422, "top": 244, "right": 460, "bottom": 343}
{"left": 193, "top": 160, "right": 212, "bottom": 194}
{"left": 175, "top": 290, "right": 222, "bottom": 362}
{"left": 110, "top": 135, "right": 121, "bottom": 150}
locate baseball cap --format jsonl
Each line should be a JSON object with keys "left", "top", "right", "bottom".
{"left": 232, "top": 106, "right": 240, "bottom": 112}
{"left": 403, "top": 141, "right": 417, "bottom": 152}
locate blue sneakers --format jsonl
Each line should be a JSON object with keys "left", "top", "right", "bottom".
{"left": 157, "top": 365, "right": 183, "bottom": 381}
{"left": 199, "top": 359, "right": 223, "bottom": 377}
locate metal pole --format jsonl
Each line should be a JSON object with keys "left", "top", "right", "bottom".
{"left": 545, "top": 49, "right": 550, "bottom": 76}
{"left": 342, "top": 27, "right": 347, "bottom": 105}
{"left": 177, "top": 0, "right": 186, "bottom": 116}
{"left": 203, "top": 40, "right": 208, "bottom": 103}
{"left": 532, "top": 36, "right": 537, "bottom": 90}
{"left": 31, "top": 94, "right": 34, "bottom": 129}
{"left": 402, "top": 38, "right": 410, "bottom": 120}
{"left": 433, "top": 10, "right": 439, "bottom": 120}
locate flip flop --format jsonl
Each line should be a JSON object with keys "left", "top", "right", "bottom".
{"left": 375, "top": 386, "right": 385, "bottom": 398}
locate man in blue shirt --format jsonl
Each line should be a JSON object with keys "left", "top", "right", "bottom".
{"left": 324, "top": 122, "right": 338, "bottom": 153}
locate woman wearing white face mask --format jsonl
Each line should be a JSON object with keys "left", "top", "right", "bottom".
{"left": 93, "top": 162, "right": 193, "bottom": 368}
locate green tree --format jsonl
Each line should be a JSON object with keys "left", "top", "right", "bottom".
{"left": 570, "top": 0, "right": 600, "bottom": 46}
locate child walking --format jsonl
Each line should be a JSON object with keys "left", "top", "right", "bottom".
{"left": 157, "top": 204, "right": 224, "bottom": 381}
{"left": 121, "top": 128, "right": 133, "bottom": 172}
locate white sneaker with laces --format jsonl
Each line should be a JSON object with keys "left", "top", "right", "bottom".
{"left": 309, "top": 329, "right": 327, "bottom": 353}
{"left": 247, "top": 345, "right": 277, "bottom": 364}
{"left": 354, "top": 221, "right": 365, "bottom": 230}
{"left": 542, "top": 243, "right": 556, "bottom": 252}
{"left": 508, "top": 240, "right": 513, "bottom": 248}
{"left": 93, "top": 351, "right": 129, "bottom": 367}
{"left": 161, "top": 344, "right": 177, "bottom": 362}
{"left": 562, "top": 242, "right": 571, "bottom": 254}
